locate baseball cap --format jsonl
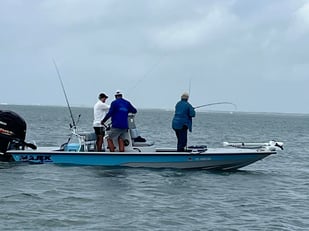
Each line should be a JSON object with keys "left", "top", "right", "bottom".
{"left": 99, "top": 93, "right": 108, "bottom": 99}
{"left": 181, "top": 92, "right": 189, "bottom": 99}
{"left": 115, "top": 90, "right": 123, "bottom": 96}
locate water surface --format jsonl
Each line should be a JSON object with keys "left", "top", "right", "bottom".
{"left": 0, "top": 105, "right": 308, "bottom": 230}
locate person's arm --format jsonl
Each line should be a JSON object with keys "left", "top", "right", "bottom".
{"left": 98, "top": 103, "right": 109, "bottom": 112}
{"left": 189, "top": 104, "right": 196, "bottom": 117}
{"left": 102, "top": 103, "right": 110, "bottom": 110}
{"left": 101, "top": 103, "right": 113, "bottom": 123}
{"left": 128, "top": 102, "right": 137, "bottom": 114}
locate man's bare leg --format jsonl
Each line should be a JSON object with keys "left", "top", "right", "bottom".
{"left": 107, "top": 138, "right": 115, "bottom": 152}
{"left": 96, "top": 135, "right": 103, "bottom": 151}
{"left": 118, "top": 138, "right": 124, "bottom": 152}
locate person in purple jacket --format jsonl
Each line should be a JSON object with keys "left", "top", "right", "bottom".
{"left": 101, "top": 90, "right": 137, "bottom": 152}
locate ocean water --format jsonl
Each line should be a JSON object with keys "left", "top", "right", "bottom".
{"left": 0, "top": 105, "right": 308, "bottom": 231}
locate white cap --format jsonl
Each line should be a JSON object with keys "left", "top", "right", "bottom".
{"left": 181, "top": 92, "right": 189, "bottom": 99}
{"left": 115, "top": 90, "right": 123, "bottom": 96}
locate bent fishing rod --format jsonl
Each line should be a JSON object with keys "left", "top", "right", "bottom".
{"left": 52, "top": 59, "right": 77, "bottom": 129}
{"left": 194, "top": 102, "right": 237, "bottom": 110}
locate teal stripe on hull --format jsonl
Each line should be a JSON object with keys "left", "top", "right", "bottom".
{"left": 11, "top": 151, "right": 273, "bottom": 170}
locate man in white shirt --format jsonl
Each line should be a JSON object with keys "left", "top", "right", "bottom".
{"left": 93, "top": 93, "right": 110, "bottom": 151}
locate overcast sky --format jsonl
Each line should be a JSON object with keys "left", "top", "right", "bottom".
{"left": 1, "top": 0, "right": 309, "bottom": 113}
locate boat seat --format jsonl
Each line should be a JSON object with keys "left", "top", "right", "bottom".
{"left": 78, "top": 132, "right": 96, "bottom": 141}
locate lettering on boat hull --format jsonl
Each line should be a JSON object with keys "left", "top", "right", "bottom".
{"left": 19, "top": 155, "right": 53, "bottom": 164}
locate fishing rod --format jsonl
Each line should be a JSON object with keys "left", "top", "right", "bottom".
{"left": 187, "top": 80, "right": 236, "bottom": 110}
{"left": 194, "top": 102, "right": 237, "bottom": 110}
{"left": 188, "top": 79, "right": 191, "bottom": 94}
{"left": 52, "top": 59, "right": 76, "bottom": 129}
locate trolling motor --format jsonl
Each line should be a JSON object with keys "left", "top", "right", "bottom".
{"left": 0, "top": 110, "right": 36, "bottom": 161}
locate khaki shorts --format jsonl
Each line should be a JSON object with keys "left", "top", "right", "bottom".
{"left": 107, "top": 128, "right": 128, "bottom": 140}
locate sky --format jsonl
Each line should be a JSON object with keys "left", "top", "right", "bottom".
{"left": 1, "top": 0, "right": 309, "bottom": 113}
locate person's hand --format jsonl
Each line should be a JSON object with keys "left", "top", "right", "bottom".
{"left": 102, "top": 122, "right": 110, "bottom": 131}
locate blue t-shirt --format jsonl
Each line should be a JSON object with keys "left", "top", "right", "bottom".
{"left": 102, "top": 98, "right": 137, "bottom": 129}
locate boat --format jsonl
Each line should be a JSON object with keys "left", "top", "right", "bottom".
{"left": 1, "top": 111, "right": 284, "bottom": 170}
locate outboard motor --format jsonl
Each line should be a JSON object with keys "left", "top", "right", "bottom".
{"left": 0, "top": 110, "right": 27, "bottom": 161}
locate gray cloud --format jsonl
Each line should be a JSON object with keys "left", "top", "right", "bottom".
{"left": 1, "top": 0, "right": 309, "bottom": 113}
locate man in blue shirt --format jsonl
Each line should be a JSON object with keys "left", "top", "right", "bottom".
{"left": 101, "top": 90, "right": 137, "bottom": 152}
{"left": 172, "top": 92, "right": 196, "bottom": 152}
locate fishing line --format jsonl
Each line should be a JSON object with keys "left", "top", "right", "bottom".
{"left": 127, "top": 53, "right": 168, "bottom": 92}
{"left": 52, "top": 59, "right": 76, "bottom": 128}
{"left": 194, "top": 102, "right": 237, "bottom": 110}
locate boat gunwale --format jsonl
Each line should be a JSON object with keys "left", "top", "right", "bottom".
{"left": 7, "top": 150, "right": 276, "bottom": 156}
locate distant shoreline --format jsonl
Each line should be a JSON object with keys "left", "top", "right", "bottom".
{"left": 1, "top": 104, "right": 308, "bottom": 116}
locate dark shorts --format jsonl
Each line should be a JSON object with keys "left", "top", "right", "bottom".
{"left": 93, "top": 127, "right": 105, "bottom": 136}
{"left": 107, "top": 128, "right": 128, "bottom": 140}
